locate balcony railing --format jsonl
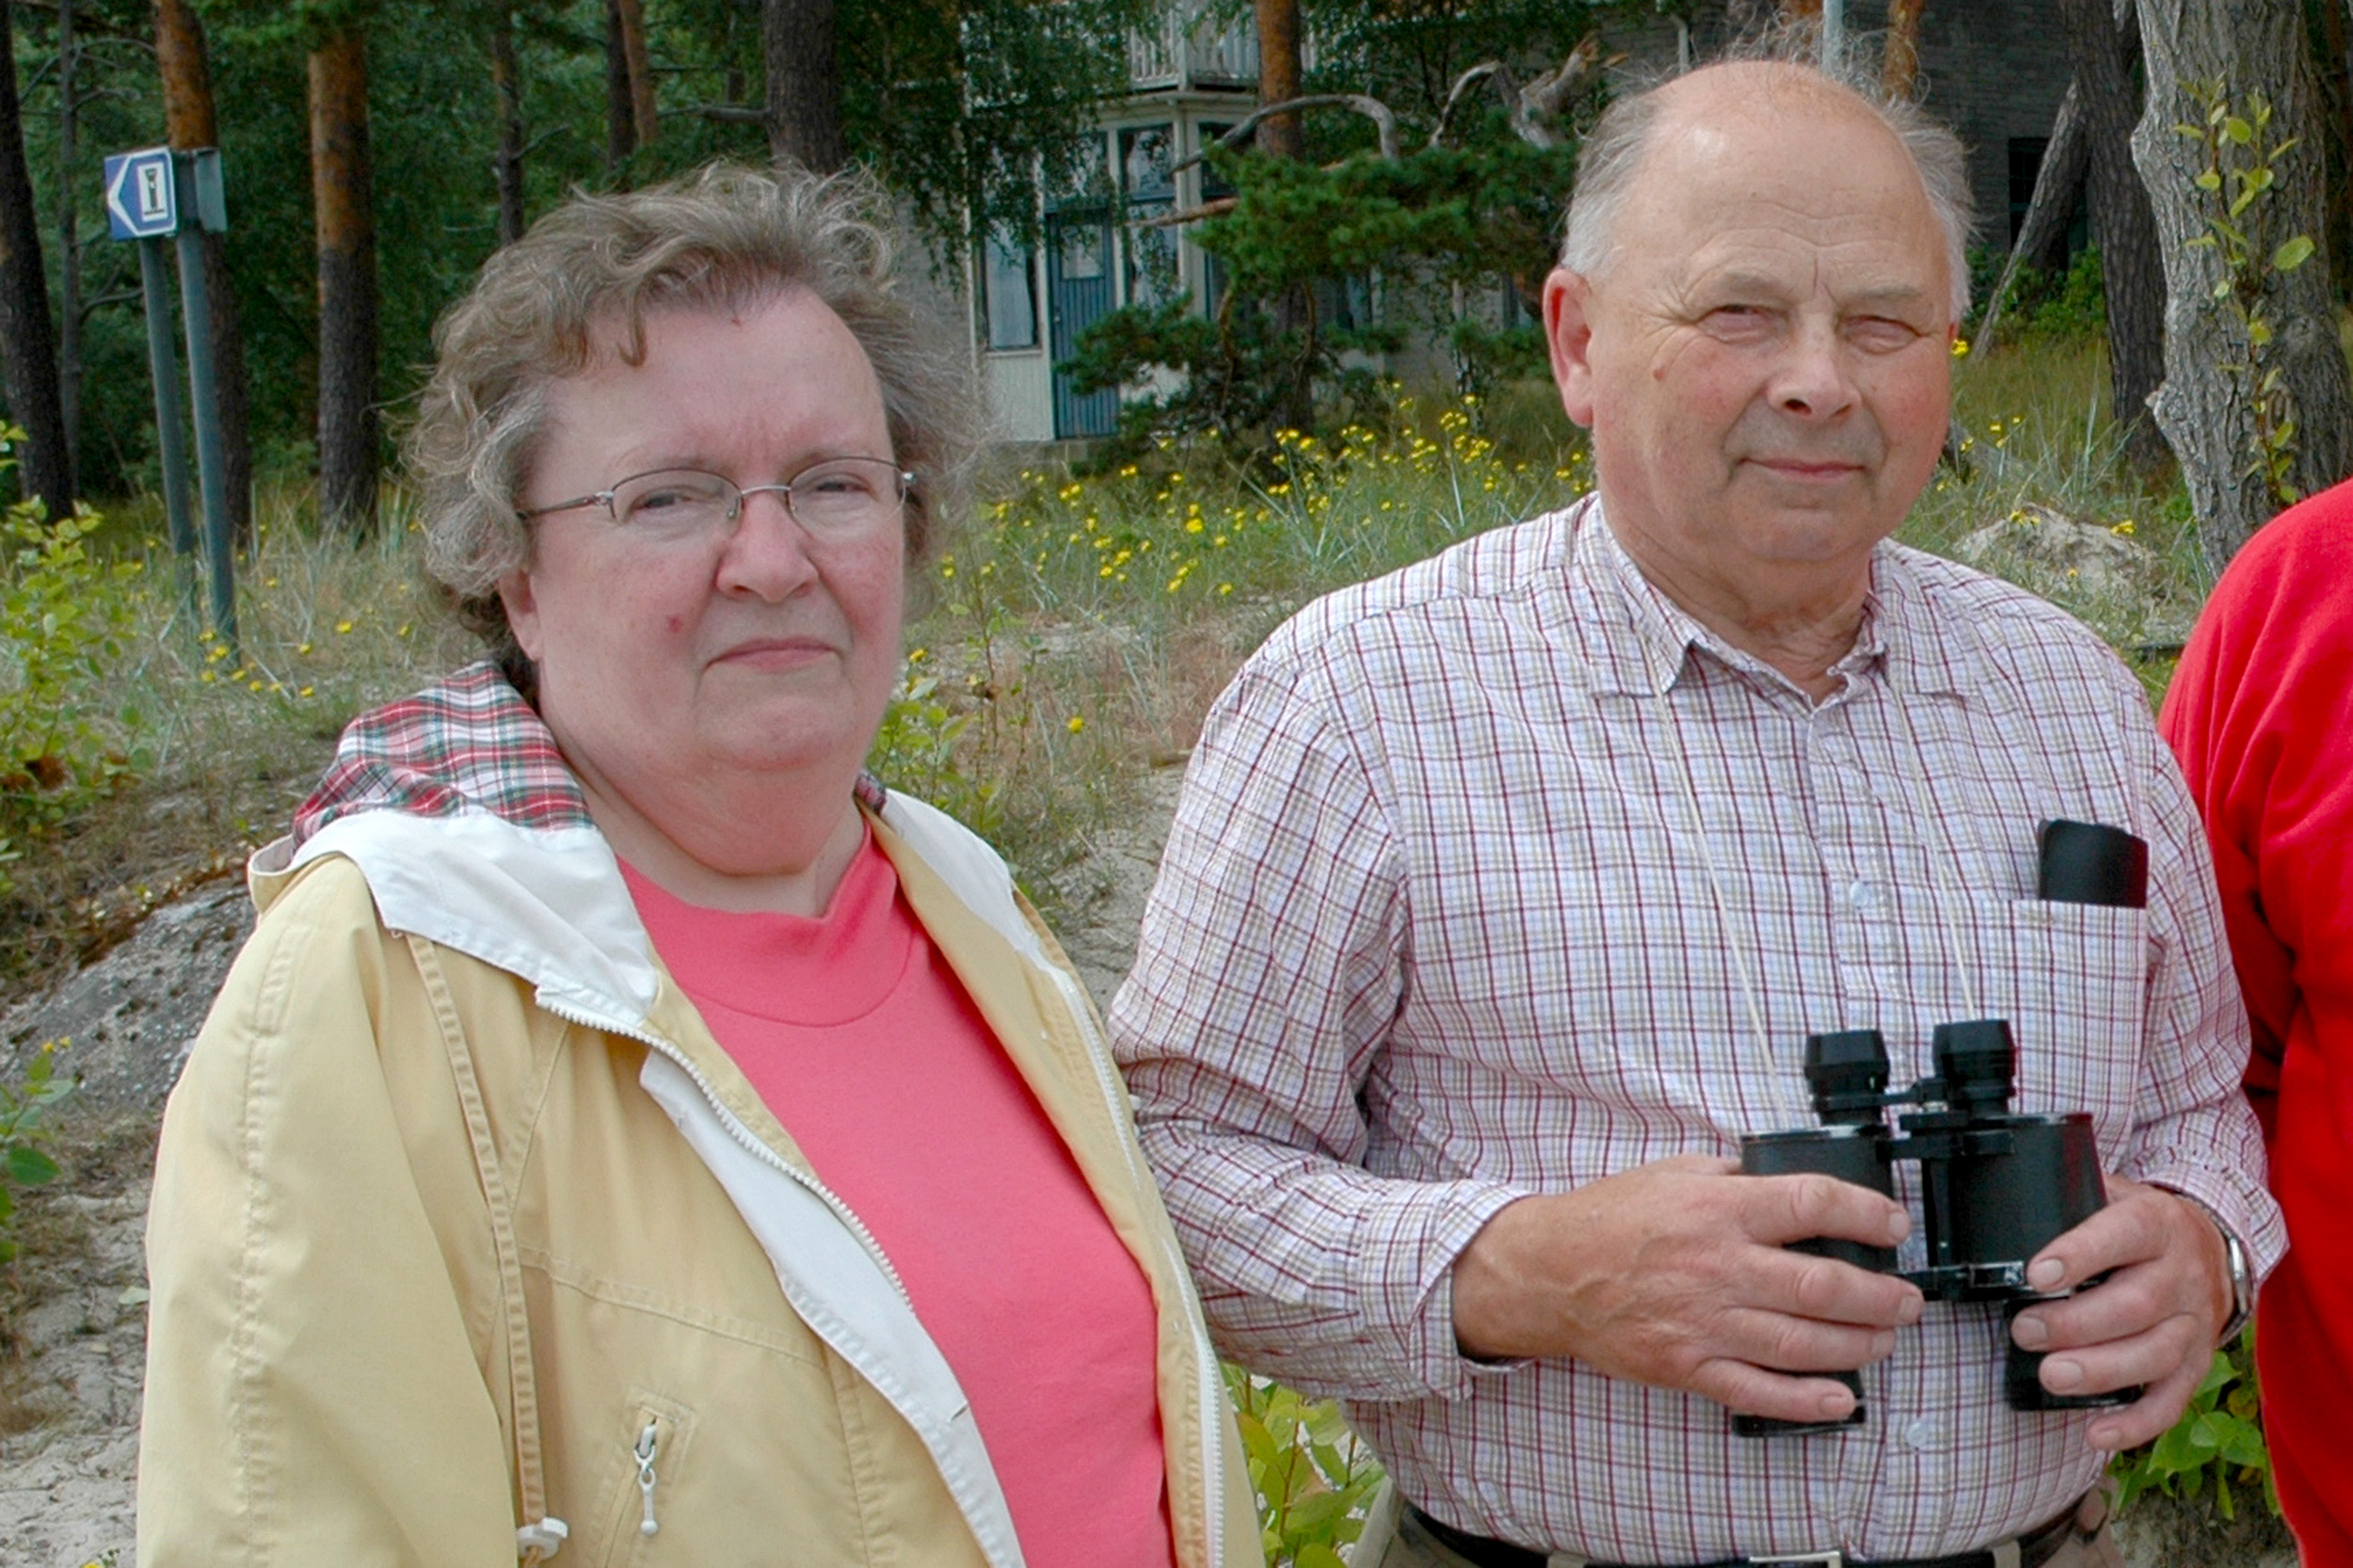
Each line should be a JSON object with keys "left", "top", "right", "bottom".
{"left": 1127, "top": 4, "right": 1260, "bottom": 92}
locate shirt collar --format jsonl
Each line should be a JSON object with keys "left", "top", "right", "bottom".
{"left": 1573, "top": 495, "right": 1963, "bottom": 702}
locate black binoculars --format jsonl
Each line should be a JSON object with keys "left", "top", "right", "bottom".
{"left": 1734, "top": 1019, "right": 2136, "bottom": 1437}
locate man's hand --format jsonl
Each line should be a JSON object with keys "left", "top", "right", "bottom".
{"left": 2009, "top": 1175, "right": 2234, "bottom": 1451}
{"left": 1450, "top": 1155, "right": 1923, "bottom": 1426}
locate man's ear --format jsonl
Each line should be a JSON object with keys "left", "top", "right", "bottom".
{"left": 496, "top": 568, "right": 546, "bottom": 664}
{"left": 1544, "top": 266, "right": 1601, "bottom": 429}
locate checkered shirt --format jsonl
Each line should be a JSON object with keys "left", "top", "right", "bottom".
{"left": 1111, "top": 496, "right": 2282, "bottom": 1562}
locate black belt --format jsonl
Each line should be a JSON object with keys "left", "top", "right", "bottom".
{"left": 1405, "top": 1498, "right": 2085, "bottom": 1568}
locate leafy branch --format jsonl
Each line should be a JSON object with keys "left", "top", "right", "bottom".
{"left": 0, "top": 1041, "right": 74, "bottom": 1266}
{"left": 2109, "top": 1325, "right": 2276, "bottom": 1520}
{"left": 1225, "top": 1365, "right": 1385, "bottom": 1567}
{"left": 2174, "top": 84, "right": 2313, "bottom": 508}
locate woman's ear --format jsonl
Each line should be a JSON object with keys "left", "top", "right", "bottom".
{"left": 496, "top": 568, "right": 545, "bottom": 664}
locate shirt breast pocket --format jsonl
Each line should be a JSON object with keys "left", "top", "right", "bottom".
{"left": 1965, "top": 899, "right": 2150, "bottom": 1157}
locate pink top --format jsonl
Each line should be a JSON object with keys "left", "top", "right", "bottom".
{"left": 622, "top": 837, "right": 1176, "bottom": 1568}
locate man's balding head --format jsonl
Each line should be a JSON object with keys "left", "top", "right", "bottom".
{"left": 1539, "top": 55, "right": 1962, "bottom": 688}
{"left": 1562, "top": 59, "right": 1973, "bottom": 322}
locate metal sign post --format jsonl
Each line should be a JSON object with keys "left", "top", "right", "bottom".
{"left": 103, "top": 145, "right": 234, "bottom": 651}
{"left": 172, "top": 150, "right": 233, "bottom": 653}
{"left": 105, "top": 148, "right": 196, "bottom": 576}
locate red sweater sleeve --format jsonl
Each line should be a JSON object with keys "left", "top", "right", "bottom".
{"left": 2160, "top": 488, "right": 2353, "bottom": 1568}
{"left": 2159, "top": 496, "right": 2353, "bottom": 1137}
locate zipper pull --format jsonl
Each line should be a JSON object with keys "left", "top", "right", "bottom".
{"left": 632, "top": 1420, "right": 661, "bottom": 1538}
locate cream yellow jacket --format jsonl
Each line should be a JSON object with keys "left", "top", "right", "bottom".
{"left": 137, "top": 792, "right": 1258, "bottom": 1567}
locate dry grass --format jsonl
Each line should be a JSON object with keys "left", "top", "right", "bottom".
{"left": 4, "top": 338, "right": 2199, "bottom": 984}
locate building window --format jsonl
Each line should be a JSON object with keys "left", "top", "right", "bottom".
{"left": 1122, "top": 124, "right": 1182, "bottom": 308}
{"left": 982, "top": 231, "right": 1039, "bottom": 350}
{"left": 1199, "top": 121, "right": 1236, "bottom": 317}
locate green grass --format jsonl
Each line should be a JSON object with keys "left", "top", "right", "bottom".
{"left": 8, "top": 335, "right": 2209, "bottom": 974}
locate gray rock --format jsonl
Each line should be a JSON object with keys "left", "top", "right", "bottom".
{"left": 1, "top": 881, "right": 253, "bottom": 1122}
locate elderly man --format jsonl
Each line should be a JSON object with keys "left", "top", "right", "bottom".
{"left": 1112, "top": 57, "right": 2281, "bottom": 1568}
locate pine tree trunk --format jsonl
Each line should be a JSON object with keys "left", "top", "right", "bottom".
{"left": 605, "top": 0, "right": 634, "bottom": 178}
{"left": 2057, "top": 0, "right": 2169, "bottom": 474}
{"left": 613, "top": 0, "right": 657, "bottom": 148}
{"left": 2014, "top": 85, "right": 2089, "bottom": 276}
{"left": 2133, "top": 0, "right": 2353, "bottom": 569}
{"left": 491, "top": 5, "right": 525, "bottom": 245}
{"left": 1254, "top": 0, "right": 1304, "bottom": 159}
{"left": 1255, "top": 0, "right": 1312, "bottom": 433}
{"left": 1975, "top": 85, "right": 2088, "bottom": 357}
{"left": 309, "top": 24, "right": 378, "bottom": 536}
{"left": 1884, "top": 0, "right": 1927, "bottom": 95}
{"left": 0, "top": 0, "right": 72, "bottom": 520}
{"left": 55, "top": 0, "right": 78, "bottom": 494}
{"left": 155, "top": 0, "right": 253, "bottom": 545}
{"left": 762, "top": 0, "right": 843, "bottom": 173}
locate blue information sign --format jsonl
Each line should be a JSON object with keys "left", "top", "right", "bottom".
{"left": 104, "top": 148, "right": 179, "bottom": 240}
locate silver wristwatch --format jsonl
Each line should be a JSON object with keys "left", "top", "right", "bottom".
{"left": 2182, "top": 1194, "right": 2254, "bottom": 1342}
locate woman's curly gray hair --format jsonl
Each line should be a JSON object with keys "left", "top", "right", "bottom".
{"left": 407, "top": 161, "right": 981, "bottom": 679}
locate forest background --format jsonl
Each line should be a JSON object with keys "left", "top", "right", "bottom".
{"left": 0, "top": 0, "right": 2343, "bottom": 1562}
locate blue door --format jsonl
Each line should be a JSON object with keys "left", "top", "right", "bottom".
{"left": 1048, "top": 210, "right": 1119, "bottom": 440}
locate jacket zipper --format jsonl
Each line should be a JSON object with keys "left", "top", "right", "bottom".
{"left": 1042, "top": 964, "right": 1230, "bottom": 1564}
{"left": 534, "top": 999, "right": 914, "bottom": 1306}
{"left": 553, "top": 973, "right": 1225, "bottom": 1564}
{"left": 632, "top": 1418, "right": 662, "bottom": 1539}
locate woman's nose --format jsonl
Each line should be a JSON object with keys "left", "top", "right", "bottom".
{"left": 714, "top": 488, "right": 821, "bottom": 600}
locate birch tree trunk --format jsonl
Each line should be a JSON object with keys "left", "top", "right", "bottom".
{"left": 155, "top": 0, "right": 253, "bottom": 545}
{"left": 309, "top": 23, "right": 379, "bottom": 535}
{"left": 2133, "top": 0, "right": 2353, "bottom": 570}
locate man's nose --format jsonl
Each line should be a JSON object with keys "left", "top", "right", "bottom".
{"left": 1771, "top": 319, "right": 1860, "bottom": 419}
{"left": 716, "top": 488, "right": 821, "bottom": 600}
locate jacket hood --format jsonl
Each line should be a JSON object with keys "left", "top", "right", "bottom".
{"left": 292, "top": 661, "right": 593, "bottom": 850}
{"left": 264, "top": 662, "right": 899, "bottom": 1034}
{"left": 263, "top": 662, "right": 660, "bottom": 1030}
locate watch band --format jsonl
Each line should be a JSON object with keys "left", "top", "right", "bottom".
{"left": 2177, "top": 1193, "right": 2254, "bottom": 1342}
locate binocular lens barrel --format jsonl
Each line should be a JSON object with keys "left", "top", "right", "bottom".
{"left": 1734, "top": 1127, "right": 1897, "bottom": 1435}
{"left": 1934, "top": 1113, "right": 2106, "bottom": 1288}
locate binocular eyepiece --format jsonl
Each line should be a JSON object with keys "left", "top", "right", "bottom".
{"left": 1735, "top": 1020, "right": 2133, "bottom": 1437}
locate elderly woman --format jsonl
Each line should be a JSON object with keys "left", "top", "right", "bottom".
{"left": 136, "top": 165, "right": 1255, "bottom": 1568}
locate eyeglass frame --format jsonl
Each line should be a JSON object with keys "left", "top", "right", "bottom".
{"left": 517, "top": 455, "right": 919, "bottom": 536}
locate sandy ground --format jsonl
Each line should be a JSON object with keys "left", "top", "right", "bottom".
{"left": 0, "top": 780, "right": 2300, "bottom": 1568}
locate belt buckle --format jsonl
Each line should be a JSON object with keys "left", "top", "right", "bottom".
{"left": 1746, "top": 1554, "right": 1844, "bottom": 1568}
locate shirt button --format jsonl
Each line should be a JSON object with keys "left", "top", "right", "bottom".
{"left": 1905, "top": 1417, "right": 1934, "bottom": 1450}
{"left": 1848, "top": 879, "right": 1874, "bottom": 908}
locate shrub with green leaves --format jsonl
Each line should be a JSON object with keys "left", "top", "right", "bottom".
{"left": 2111, "top": 1327, "right": 2275, "bottom": 1519}
{"left": 1225, "top": 1366, "right": 1384, "bottom": 1568}
{"left": 0, "top": 1039, "right": 73, "bottom": 1265}
{"left": 0, "top": 428, "right": 144, "bottom": 879}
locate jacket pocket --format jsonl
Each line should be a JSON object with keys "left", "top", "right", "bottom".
{"left": 593, "top": 1392, "right": 697, "bottom": 1567}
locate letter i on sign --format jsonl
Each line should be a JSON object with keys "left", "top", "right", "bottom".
{"left": 138, "top": 161, "right": 170, "bottom": 224}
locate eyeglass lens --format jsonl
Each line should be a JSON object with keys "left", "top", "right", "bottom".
{"left": 610, "top": 458, "right": 905, "bottom": 538}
